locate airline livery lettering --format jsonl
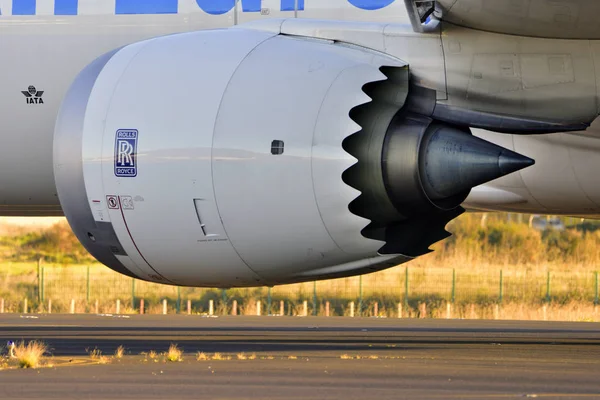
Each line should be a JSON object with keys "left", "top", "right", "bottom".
{"left": 0, "top": 0, "right": 395, "bottom": 16}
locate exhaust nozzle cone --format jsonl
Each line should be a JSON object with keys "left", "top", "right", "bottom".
{"left": 498, "top": 149, "right": 535, "bottom": 175}
{"left": 420, "top": 126, "right": 535, "bottom": 202}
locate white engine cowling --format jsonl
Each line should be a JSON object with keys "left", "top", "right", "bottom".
{"left": 54, "top": 27, "right": 411, "bottom": 287}
{"left": 54, "top": 25, "right": 533, "bottom": 287}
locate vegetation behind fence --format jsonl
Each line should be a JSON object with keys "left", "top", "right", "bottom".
{"left": 0, "top": 260, "right": 598, "bottom": 319}
{"left": 0, "top": 212, "right": 599, "bottom": 320}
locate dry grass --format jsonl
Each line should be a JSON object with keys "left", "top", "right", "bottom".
{"left": 340, "top": 354, "right": 353, "bottom": 360}
{"left": 248, "top": 353, "right": 257, "bottom": 360}
{"left": 236, "top": 353, "right": 247, "bottom": 360}
{"left": 196, "top": 352, "right": 234, "bottom": 361}
{"left": 88, "top": 348, "right": 110, "bottom": 364}
{"left": 419, "top": 301, "right": 600, "bottom": 322}
{"left": 242, "top": 301, "right": 258, "bottom": 316}
{"left": 211, "top": 352, "right": 232, "bottom": 361}
{"left": 166, "top": 344, "right": 182, "bottom": 362}
{"left": 492, "top": 302, "right": 600, "bottom": 322}
{"left": 114, "top": 345, "right": 125, "bottom": 359}
{"left": 287, "top": 355, "right": 298, "bottom": 360}
{"left": 97, "top": 356, "right": 110, "bottom": 364}
{"left": 148, "top": 350, "right": 157, "bottom": 359}
{"left": 14, "top": 341, "right": 47, "bottom": 368}
{"left": 88, "top": 348, "right": 102, "bottom": 359}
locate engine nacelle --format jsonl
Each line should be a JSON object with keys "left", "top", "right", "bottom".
{"left": 54, "top": 27, "right": 533, "bottom": 287}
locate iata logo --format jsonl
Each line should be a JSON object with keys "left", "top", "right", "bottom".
{"left": 21, "top": 85, "right": 44, "bottom": 105}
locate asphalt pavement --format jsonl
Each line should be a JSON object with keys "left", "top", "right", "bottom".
{"left": 0, "top": 315, "right": 598, "bottom": 399}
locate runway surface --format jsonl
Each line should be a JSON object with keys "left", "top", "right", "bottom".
{"left": 0, "top": 315, "right": 599, "bottom": 399}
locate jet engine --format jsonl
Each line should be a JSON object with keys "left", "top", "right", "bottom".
{"left": 54, "top": 27, "right": 533, "bottom": 287}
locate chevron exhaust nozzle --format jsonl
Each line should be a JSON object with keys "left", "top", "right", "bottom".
{"left": 343, "top": 66, "right": 536, "bottom": 258}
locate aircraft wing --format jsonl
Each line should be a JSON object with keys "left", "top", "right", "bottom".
{"left": 407, "top": 0, "right": 600, "bottom": 39}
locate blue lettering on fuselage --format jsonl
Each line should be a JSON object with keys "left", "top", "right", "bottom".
{"left": 3, "top": 0, "right": 394, "bottom": 16}
{"left": 55, "top": 0, "right": 77, "bottom": 15}
{"left": 194, "top": 0, "right": 260, "bottom": 15}
{"left": 280, "top": 0, "right": 305, "bottom": 12}
{"left": 12, "top": 0, "right": 36, "bottom": 15}
{"left": 117, "top": 0, "right": 178, "bottom": 14}
{"left": 347, "top": 0, "right": 395, "bottom": 10}
{"left": 280, "top": 0, "right": 304, "bottom": 12}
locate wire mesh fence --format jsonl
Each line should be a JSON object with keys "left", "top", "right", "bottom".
{"left": 0, "top": 263, "right": 597, "bottom": 317}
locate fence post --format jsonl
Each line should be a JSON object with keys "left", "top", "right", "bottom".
{"left": 542, "top": 304, "right": 547, "bottom": 321}
{"left": 176, "top": 287, "right": 181, "bottom": 314}
{"left": 70, "top": 299, "right": 75, "bottom": 314}
{"left": 404, "top": 267, "right": 409, "bottom": 310}
{"left": 140, "top": 299, "right": 144, "bottom": 315}
{"left": 313, "top": 281, "right": 317, "bottom": 316}
{"left": 94, "top": 299, "right": 99, "bottom": 314}
{"left": 267, "top": 287, "right": 272, "bottom": 316}
{"left": 594, "top": 271, "right": 599, "bottom": 305}
{"left": 116, "top": 299, "right": 120, "bottom": 314}
{"left": 446, "top": 302, "right": 451, "bottom": 319}
{"left": 349, "top": 301, "right": 355, "bottom": 317}
{"left": 162, "top": 299, "right": 167, "bottom": 315}
{"left": 187, "top": 299, "right": 192, "bottom": 315}
{"left": 279, "top": 300, "right": 284, "bottom": 316}
{"left": 23, "top": 298, "right": 28, "bottom": 314}
{"left": 209, "top": 299, "right": 214, "bottom": 316}
{"left": 86, "top": 266, "right": 90, "bottom": 304}
{"left": 37, "top": 258, "right": 42, "bottom": 303}
{"left": 232, "top": 299, "right": 238, "bottom": 316}
{"left": 373, "top": 302, "right": 378, "bottom": 317}
{"left": 451, "top": 268, "right": 456, "bottom": 304}
{"left": 0, "top": 298, "right": 4, "bottom": 314}
{"left": 48, "top": 299, "right": 52, "bottom": 314}
{"left": 546, "top": 271, "right": 551, "bottom": 302}
{"left": 302, "top": 300, "right": 308, "bottom": 317}
{"left": 325, "top": 301, "right": 330, "bottom": 317}
{"left": 256, "top": 300, "right": 261, "bottom": 316}
{"left": 499, "top": 269, "right": 503, "bottom": 304}
{"left": 358, "top": 275, "right": 362, "bottom": 317}
{"left": 397, "top": 303, "right": 402, "bottom": 318}
{"left": 40, "top": 266, "right": 44, "bottom": 303}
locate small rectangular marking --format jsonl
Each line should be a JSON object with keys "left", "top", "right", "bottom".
{"left": 106, "top": 195, "right": 119, "bottom": 209}
{"left": 120, "top": 195, "right": 135, "bottom": 210}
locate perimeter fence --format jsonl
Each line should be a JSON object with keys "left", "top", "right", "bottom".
{"left": 0, "top": 263, "right": 598, "bottom": 319}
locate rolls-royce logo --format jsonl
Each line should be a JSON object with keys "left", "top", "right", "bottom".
{"left": 21, "top": 85, "right": 44, "bottom": 104}
{"left": 115, "top": 129, "right": 138, "bottom": 177}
